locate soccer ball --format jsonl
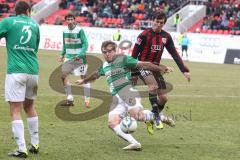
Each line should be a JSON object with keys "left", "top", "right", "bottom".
{"left": 120, "top": 116, "right": 137, "bottom": 134}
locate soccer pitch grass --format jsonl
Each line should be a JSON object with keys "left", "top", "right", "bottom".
{"left": 0, "top": 47, "right": 239, "bottom": 160}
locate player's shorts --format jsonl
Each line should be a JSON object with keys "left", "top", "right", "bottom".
{"left": 62, "top": 58, "right": 88, "bottom": 76}
{"left": 109, "top": 85, "right": 143, "bottom": 116}
{"left": 182, "top": 45, "right": 188, "bottom": 52}
{"left": 5, "top": 73, "right": 38, "bottom": 102}
{"left": 139, "top": 69, "right": 166, "bottom": 89}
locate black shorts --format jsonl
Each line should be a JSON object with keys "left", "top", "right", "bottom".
{"left": 182, "top": 45, "right": 188, "bottom": 52}
{"left": 139, "top": 69, "right": 166, "bottom": 89}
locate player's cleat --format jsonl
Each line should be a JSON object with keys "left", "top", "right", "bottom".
{"left": 122, "top": 143, "right": 142, "bottom": 151}
{"left": 29, "top": 144, "right": 39, "bottom": 154}
{"left": 155, "top": 117, "right": 164, "bottom": 129}
{"left": 8, "top": 150, "right": 28, "bottom": 158}
{"left": 145, "top": 121, "right": 154, "bottom": 135}
{"left": 85, "top": 101, "right": 90, "bottom": 108}
{"left": 61, "top": 100, "right": 74, "bottom": 106}
{"left": 161, "top": 116, "right": 175, "bottom": 127}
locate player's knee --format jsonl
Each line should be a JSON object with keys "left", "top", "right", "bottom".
{"left": 108, "top": 120, "right": 118, "bottom": 129}
{"left": 61, "top": 74, "right": 67, "bottom": 80}
{"left": 148, "top": 85, "right": 158, "bottom": 92}
{"left": 159, "top": 94, "right": 168, "bottom": 103}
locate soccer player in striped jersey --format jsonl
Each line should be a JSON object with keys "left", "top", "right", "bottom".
{"left": 0, "top": 1, "right": 40, "bottom": 158}
{"left": 76, "top": 41, "right": 173, "bottom": 150}
{"left": 131, "top": 11, "right": 191, "bottom": 129}
{"left": 59, "top": 13, "right": 91, "bottom": 107}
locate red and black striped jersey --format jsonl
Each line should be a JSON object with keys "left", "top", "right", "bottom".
{"left": 132, "top": 28, "right": 189, "bottom": 73}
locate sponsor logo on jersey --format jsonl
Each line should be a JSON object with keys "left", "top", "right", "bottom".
{"left": 136, "top": 38, "right": 142, "bottom": 45}
{"left": 151, "top": 45, "right": 163, "bottom": 52}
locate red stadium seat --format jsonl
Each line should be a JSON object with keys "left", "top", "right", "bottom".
{"left": 207, "top": 29, "right": 213, "bottom": 34}
{"left": 217, "top": 30, "right": 223, "bottom": 34}
{"left": 138, "top": 14, "right": 145, "bottom": 20}
{"left": 223, "top": 30, "right": 229, "bottom": 34}
{"left": 8, "top": 3, "right": 14, "bottom": 8}
{"left": 76, "top": 16, "right": 85, "bottom": 22}
{"left": 212, "top": 29, "right": 218, "bottom": 34}
{"left": 201, "top": 29, "right": 207, "bottom": 33}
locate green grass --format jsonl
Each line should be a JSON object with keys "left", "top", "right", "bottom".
{"left": 0, "top": 47, "right": 239, "bottom": 160}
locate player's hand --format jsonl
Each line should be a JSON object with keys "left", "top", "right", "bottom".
{"left": 75, "top": 79, "right": 84, "bottom": 85}
{"left": 183, "top": 72, "right": 191, "bottom": 82}
{"left": 74, "top": 57, "right": 80, "bottom": 61}
{"left": 164, "top": 67, "right": 174, "bottom": 73}
{"left": 58, "top": 56, "right": 64, "bottom": 62}
{"left": 131, "top": 76, "right": 138, "bottom": 86}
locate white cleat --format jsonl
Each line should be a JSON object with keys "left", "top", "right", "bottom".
{"left": 161, "top": 116, "right": 175, "bottom": 127}
{"left": 122, "top": 143, "right": 142, "bottom": 151}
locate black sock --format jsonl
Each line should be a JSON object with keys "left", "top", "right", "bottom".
{"left": 157, "top": 100, "right": 166, "bottom": 113}
{"left": 149, "top": 93, "right": 160, "bottom": 118}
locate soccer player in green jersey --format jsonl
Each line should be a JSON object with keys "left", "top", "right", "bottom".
{"left": 0, "top": 1, "right": 40, "bottom": 158}
{"left": 76, "top": 41, "right": 173, "bottom": 150}
{"left": 59, "top": 13, "right": 91, "bottom": 107}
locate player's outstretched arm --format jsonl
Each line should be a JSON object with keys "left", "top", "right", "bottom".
{"left": 183, "top": 72, "right": 191, "bottom": 82}
{"left": 75, "top": 71, "right": 100, "bottom": 85}
{"left": 136, "top": 61, "right": 173, "bottom": 73}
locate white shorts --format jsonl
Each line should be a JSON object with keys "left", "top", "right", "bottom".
{"left": 63, "top": 58, "right": 88, "bottom": 76}
{"left": 109, "top": 85, "right": 143, "bottom": 116}
{"left": 72, "top": 64, "right": 88, "bottom": 76}
{"left": 5, "top": 73, "right": 38, "bottom": 102}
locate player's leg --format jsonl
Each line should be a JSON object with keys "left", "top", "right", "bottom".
{"left": 24, "top": 74, "right": 39, "bottom": 154}
{"left": 140, "top": 70, "right": 162, "bottom": 128}
{"left": 5, "top": 74, "right": 28, "bottom": 158}
{"left": 119, "top": 86, "right": 155, "bottom": 134}
{"left": 108, "top": 96, "right": 141, "bottom": 150}
{"left": 181, "top": 46, "right": 184, "bottom": 57}
{"left": 61, "top": 60, "right": 74, "bottom": 106}
{"left": 154, "top": 73, "right": 175, "bottom": 127}
{"left": 23, "top": 99, "right": 39, "bottom": 154}
{"left": 81, "top": 73, "right": 91, "bottom": 108}
{"left": 186, "top": 46, "right": 188, "bottom": 60}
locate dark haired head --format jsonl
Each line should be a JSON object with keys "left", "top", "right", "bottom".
{"left": 65, "top": 13, "right": 75, "bottom": 20}
{"left": 152, "top": 11, "right": 167, "bottom": 23}
{"left": 15, "top": 1, "right": 31, "bottom": 16}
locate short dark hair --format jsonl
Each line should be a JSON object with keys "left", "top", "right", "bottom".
{"left": 152, "top": 11, "right": 167, "bottom": 23}
{"left": 15, "top": 1, "right": 31, "bottom": 15}
{"left": 65, "top": 13, "right": 75, "bottom": 20}
{"left": 101, "top": 41, "right": 117, "bottom": 52}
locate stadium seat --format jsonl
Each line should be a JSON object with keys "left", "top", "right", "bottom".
{"left": 200, "top": 29, "right": 207, "bottom": 33}
{"left": 223, "top": 30, "right": 229, "bottom": 34}
{"left": 76, "top": 16, "right": 85, "bottom": 23}
{"left": 217, "top": 30, "right": 223, "bottom": 34}
{"left": 207, "top": 29, "right": 213, "bottom": 34}
{"left": 8, "top": 3, "right": 14, "bottom": 8}
{"left": 212, "top": 29, "right": 218, "bottom": 34}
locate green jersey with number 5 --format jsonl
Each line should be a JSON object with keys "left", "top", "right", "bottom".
{"left": 0, "top": 15, "right": 40, "bottom": 74}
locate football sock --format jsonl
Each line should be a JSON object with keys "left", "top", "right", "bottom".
{"left": 64, "top": 84, "right": 72, "bottom": 97}
{"left": 83, "top": 83, "right": 90, "bottom": 102}
{"left": 157, "top": 100, "right": 166, "bottom": 113}
{"left": 149, "top": 93, "right": 160, "bottom": 118}
{"left": 12, "top": 120, "right": 27, "bottom": 152}
{"left": 27, "top": 117, "right": 39, "bottom": 146}
{"left": 113, "top": 125, "right": 138, "bottom": 144}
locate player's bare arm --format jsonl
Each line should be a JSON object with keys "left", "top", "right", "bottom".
{"left": 136, "top": 62, "right": 173, "bottom": 73}
{"left": 75, "top": 71, "right": 100, "bottom": 85}
{"left": 58, "top": 56, "right": 64, "bottom": 62}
